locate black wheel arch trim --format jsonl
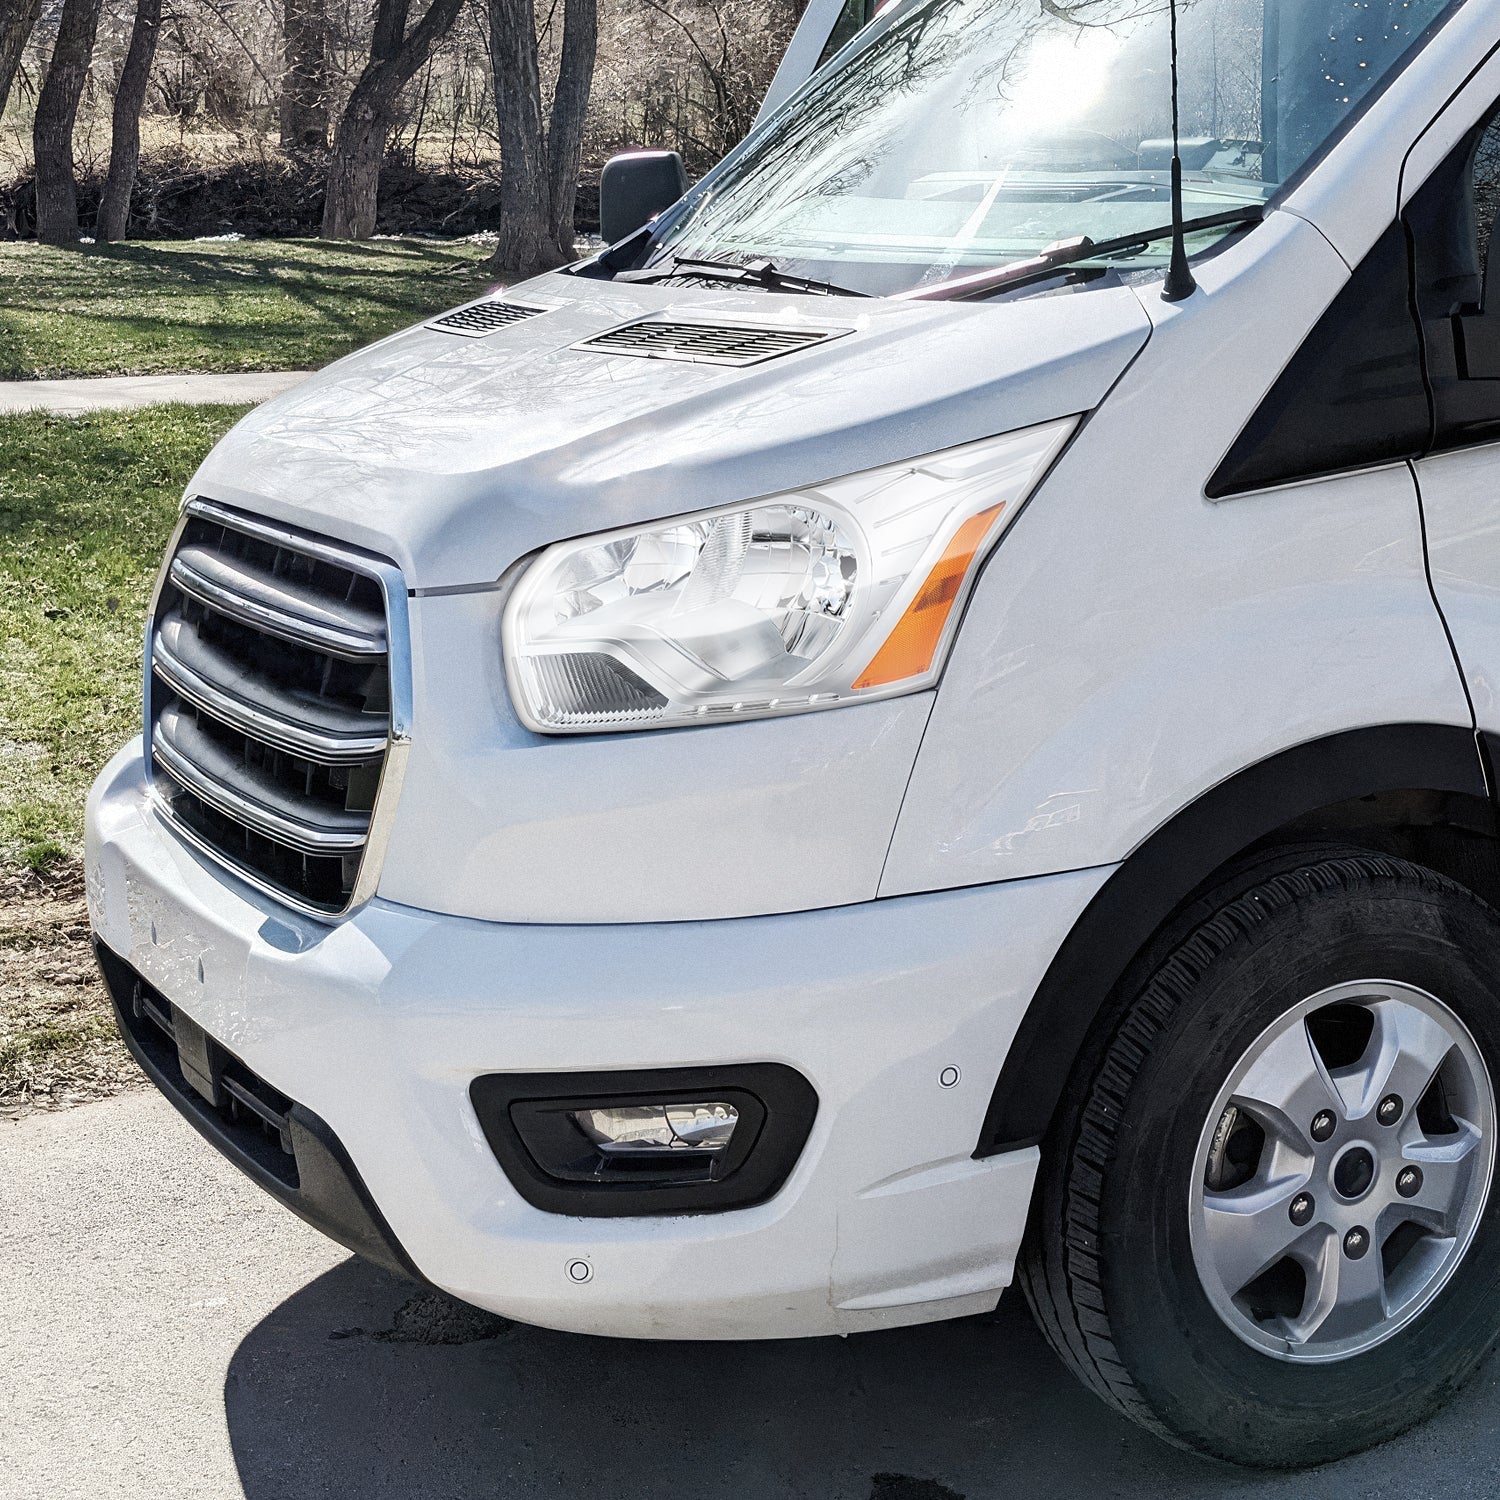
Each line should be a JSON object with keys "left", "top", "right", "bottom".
{"left": 976, "top": 723, "right": 1489, "bottom": 1157}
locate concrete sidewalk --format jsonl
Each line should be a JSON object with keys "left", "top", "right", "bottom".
{"left": 7, "top": 1089, "right": 1500, "bottom": 1499}
{"left": 0, "top": 370, "right": 311, "bottom": 414}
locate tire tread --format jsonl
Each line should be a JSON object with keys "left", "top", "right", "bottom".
{"left": 1018, "top": 850, "right": 1480, "bottom": 1446}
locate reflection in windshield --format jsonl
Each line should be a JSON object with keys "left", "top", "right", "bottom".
{"left": 647, "top": 0, "right": 1456, "bottom": 297}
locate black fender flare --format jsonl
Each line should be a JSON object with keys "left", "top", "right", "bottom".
{"left": 975, "top": 724, "right": 1489, "bottom": 1156}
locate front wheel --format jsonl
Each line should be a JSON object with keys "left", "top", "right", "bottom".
{"left": 1020, "top": 850, "right": 1500, "bottom": 1466}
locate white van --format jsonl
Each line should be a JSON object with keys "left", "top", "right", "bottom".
{"left": 85, "top": 0, "right": 1500, "bottom": 1466}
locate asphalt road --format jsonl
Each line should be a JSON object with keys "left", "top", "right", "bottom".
{"left": 6, "top": 1092, "right": 1500, "bottom": 1500}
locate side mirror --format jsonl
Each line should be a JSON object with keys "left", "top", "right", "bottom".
{"left": 599, "top": 150, "right": 690, "bottom": 246}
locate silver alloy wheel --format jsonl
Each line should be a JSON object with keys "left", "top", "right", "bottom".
{"left": 1188, "top": 980, "right": 1495, "bottom": 1363}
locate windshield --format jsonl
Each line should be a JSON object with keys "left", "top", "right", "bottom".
{"left": 646, "top": 0, "right": 1458, "bottom": 297}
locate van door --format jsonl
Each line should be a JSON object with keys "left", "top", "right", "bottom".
{"left": 1407, "top": 46, "right": 1500, "bottom": 753}
{"left": 755, "top": 0, "right": 881, "bottom": 127}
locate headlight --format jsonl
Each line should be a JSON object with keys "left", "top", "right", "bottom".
{"left": 503, "top": 416, "right": 1076, "bottom": 733}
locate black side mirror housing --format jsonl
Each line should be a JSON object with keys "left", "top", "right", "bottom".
{"left": 599, "top": 150, "right": 690, "bottom": 246}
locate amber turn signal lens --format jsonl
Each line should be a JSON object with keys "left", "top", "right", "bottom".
{"left": 852, "top": 504, "right": 1006, "bottom": 690}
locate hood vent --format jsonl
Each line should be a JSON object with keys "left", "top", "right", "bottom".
{"left": 429, "top": 300, "right": 549, "bottom": 337}
{"left": 576, "top": 319, "right": 845, "bottom": 368}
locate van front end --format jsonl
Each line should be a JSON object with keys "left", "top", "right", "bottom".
{"left": 87, "top": 0, "right": 1500, "bottom": 1467}
{"left": 81, "top": 272, "right": 1141, "bottom": 1337}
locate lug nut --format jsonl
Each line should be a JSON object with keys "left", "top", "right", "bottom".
{"left": 1311, "top": 1110, "right": 1337, "bottom": 1143}
{"left": 1289, "top": 1192, "right": 1315, "bottom": 1227}
{"left": 1344, "top": 1226, "right": 1370, "bottom": 1260}
{"left": 1378, "top": 1094, "right": 1404, "bottom": 1127}
{"left": 1397, "top": 1166, "right": 1423, "bottom": 1199}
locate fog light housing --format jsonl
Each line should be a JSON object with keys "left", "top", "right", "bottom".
{"left": 469, "top": 1065, "right": 818, "bottom": 1218}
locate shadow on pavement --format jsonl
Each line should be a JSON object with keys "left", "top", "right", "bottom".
{"left": 224, "top": 1256, "right": 1500, "bottom": 1500}
{"left": 222, "top": 1257, "right": 1223, "bottom": 1500}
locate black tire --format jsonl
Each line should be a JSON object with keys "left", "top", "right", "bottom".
{"left": 1019, "top": 848, "right": 1500, "bottom": 1467}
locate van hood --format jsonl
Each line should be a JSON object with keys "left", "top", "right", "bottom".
{"left": 189, "top": 269, "right": 1151, "bottom": 590}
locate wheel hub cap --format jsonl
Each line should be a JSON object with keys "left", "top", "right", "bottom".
{"left": 1332, "top": 1144, "right": 1376, "bottom": 1201}
{"left": 1189, "top": 980, "right": 1494, "bottom": 1363}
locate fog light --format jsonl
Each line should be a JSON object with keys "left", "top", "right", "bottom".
{"left": 469, "top": 1064, "right": 819, "bottom": 1217}
{"left": 572, "top": 1102, "right": 739, "bottom": 1154}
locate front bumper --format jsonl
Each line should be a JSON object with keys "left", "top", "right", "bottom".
{"left": 95, "top": 939, "right": 425, "bottom": 1283}
{"left": 86, "top": 739, "right": 1112, "bottom": 1339}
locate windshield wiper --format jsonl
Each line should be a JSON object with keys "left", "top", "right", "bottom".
{"left": 619, "top": 254, "right": 871, "bottom": 299}
{"left": 612, "top": 206, "right": 1261, "bottom": 303}
{"left": 897, "top": 206, "right": 1265, "bottom": 303}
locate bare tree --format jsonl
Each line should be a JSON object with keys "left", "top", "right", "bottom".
{"left": 545, "top": 0, "right": 597, "bottom": 253}
{"left": 0, "top": 0, "right": 43, "bottom": 121}
{"left": 280, "top": 0, "right": 330, "bottom": 148}
{"left": 4, "top": 0, "right": 798, "bottom": 245}
{"left": 97, "top": 0, "right": 164, "bottom": 240}
{"left": 33, "top": 0, "right": 106, "bottom": 245}
{"left": 321, "top": 0, "right": 465, "bottom": 238}
{"left": 486, "top": 0, "right": 550, "bottom": 275}
{"left": 485, "top": 0, "right": 598, "bottom": 280}
{"left": 589, "top": 0, "right": 797, "bottom": 176}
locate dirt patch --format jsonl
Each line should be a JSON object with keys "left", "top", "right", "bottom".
{"left": 329, "top": 1289, "right": 514, "bottom": 1346}
{"left": 0, "top": 861, "right": 143, "bottom": 1121}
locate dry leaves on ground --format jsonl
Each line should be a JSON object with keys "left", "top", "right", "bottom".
{"left": 0, "top": 861, "right": 143, "bottom": 1120}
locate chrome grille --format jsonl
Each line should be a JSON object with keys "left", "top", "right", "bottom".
{"left": 575, "top": 319, "right": 844, "bottom": 367}
{"left": 146, "top": 500, "right": 411, "bottom": 917}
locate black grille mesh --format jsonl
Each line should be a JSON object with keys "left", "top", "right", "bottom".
{"left": 577, "top": 319, "right": 839, "bottom": 367}
{"left": 429, "top": 300, "right": 548, "bottom": 336}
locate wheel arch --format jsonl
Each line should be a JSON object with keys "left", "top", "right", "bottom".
{"left": 977, "top": 723, "right": 1497, "bottom": 1156}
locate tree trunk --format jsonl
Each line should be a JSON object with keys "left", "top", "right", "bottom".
{"left": 32, "top": 0, "right": 104, "bottom": 246}
{"left": 484, "top": 0, "right": 597, "bottom": 281}
{"left": 96, "top": 0, "right": 162, "bottom": 242}
{"left": 280, "top": 0, "right": 330, "bottom": 149}
{"left": 544, "top": 0, "right": 597, "bottom": 260}
{"left": 322, "top": 102, "right": 387, "bottom": 238}
{"left": 321, "top": 0, "right": 462, "bottom": 239}
{"left": 0, "top": 0, "right": 43, "bottom": 122}
{"left": 485, "top": 0, "right": 554, "bottom": 280}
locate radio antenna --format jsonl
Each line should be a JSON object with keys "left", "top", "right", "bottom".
{"left": 1162, "top": 0, "right": 1197, "bottom": 302}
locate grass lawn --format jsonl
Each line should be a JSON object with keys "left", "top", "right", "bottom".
{"left": 1, "top": 403, "right": 247, "bottom": 1113}
{"left": 0, "top": 403, "right": 248, "bottom": 866}
{"left": 0, "top": 237, "right": 493, "bottom": 380}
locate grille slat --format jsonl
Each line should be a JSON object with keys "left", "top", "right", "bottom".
{"left": 169, "top": 544, "right": 387, "bottom": 658}
{"left": 576, "top": 319, "right": 844, "bottom": 367}
{"left": 147, "top": 502, "right": 405, "bottom": 916}
{"left": 429, "top": 300, "right": 549, "bottom": 336}
{"left": 154, "top": 616, "right": 387, "bottom": 764}
{"left": 153, "top": 709, "right": 369, "bottom": 856}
